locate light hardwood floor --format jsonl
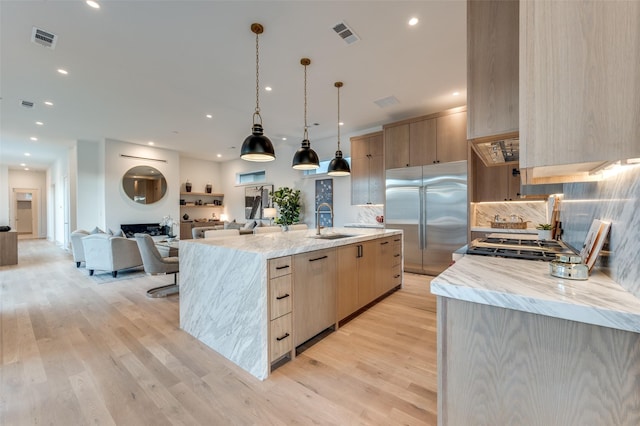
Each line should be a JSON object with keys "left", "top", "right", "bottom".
{"left": 1, "top": 239, "right": 437, "bottom": 425}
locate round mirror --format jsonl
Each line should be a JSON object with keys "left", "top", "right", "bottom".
{"left": 122, "top": 165, "right": 167, "bottom": 204}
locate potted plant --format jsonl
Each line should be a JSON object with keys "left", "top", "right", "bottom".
{"left": 270, "top": 187, "right": 301, "bottom": 230}
{"left": 536, "top": 223, "right": 553, "bottom": 241}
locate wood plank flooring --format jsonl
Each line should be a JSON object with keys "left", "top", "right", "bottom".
{"left": 1, "top": 239, "right": 438, "bottom": 425}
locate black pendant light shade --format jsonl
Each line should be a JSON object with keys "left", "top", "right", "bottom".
{"left": 241, "top": 23, "right": 276, "bottom": 162}
{"left": 327, "top": 81, "right": 351, "bottom": 176}
{"left": 292, "top": 139, "right": 320, "bottom": 170}
{"left": 241, "top": 123, "right": 275, "bottom": 162}
{"left": 327, "top": 150, "right": 351, "bottom": 176}
{"left": 292, "top": 58, "right": 319, "bottom": 170}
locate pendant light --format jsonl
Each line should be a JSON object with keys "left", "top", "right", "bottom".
{"left": 327, "top": 82, "right": 351, "bottom": 176}
{"left": 291, "top": 58, "right": 319, "bottom": 170}
{"left": 240, "top": 23, "right": 275, "bottom": 162}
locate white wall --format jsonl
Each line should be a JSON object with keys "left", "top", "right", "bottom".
{"left": 104, "top": 139, "right": 180, "bottom": 232}
{"left": 0, "top": 165, "right": 9, "bottom": 225}
{"left": 75, "top": 140, "right": 105, "bottom": 231}
{"left": 49, "top": 152, "right": 69, "bottom": 246}
{"left": 179, "top": 157, "right": 222, "bottom": 194}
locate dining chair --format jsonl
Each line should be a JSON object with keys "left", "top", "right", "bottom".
{"left": 253, "top": 226, "right": 282, "bottom": 234}
{"left": 134, "top": 233, "right": 179, "bottom": 298}
{"left": 203, "top": 229, "right": 241, "bottom": 239}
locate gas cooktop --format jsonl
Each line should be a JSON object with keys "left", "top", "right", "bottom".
{"left": 467, "top": 236, "right": 574, "bottom": 261}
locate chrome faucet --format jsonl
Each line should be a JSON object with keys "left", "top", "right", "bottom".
{"left": 316, "top": 202, "right": 333, "bottom": 235}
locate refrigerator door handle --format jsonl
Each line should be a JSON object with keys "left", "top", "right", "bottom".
{"left": 419, "top": 185, "right": 425, "bottom": 250}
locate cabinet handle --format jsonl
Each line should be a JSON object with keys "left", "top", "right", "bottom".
{"left": 394, "top": 274, "right": 401, "bottom": 279}
{"left": 276, "top": 293, "right": 290, "bottom": 300}
{"left": 357, "top": 244, "right": 363, "bottom": 258}
{"left": 394, "top": 238, "right": 401, "bottom": 242}
{"left": 276, "top": 333, "right": 290, "bottom": 341}
{"left": 275, "top": 265, "right": 290, "bottom": 270}
{"left": 309, "top": 255, "right": 328, "bottom": 262}
{"left": 380, "top": 241, "right": 389, "bottom": 245}
{"left": 394, "top": 254, "right": 400, "bottom": 258}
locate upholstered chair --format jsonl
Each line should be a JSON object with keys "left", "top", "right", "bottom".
{"left": 192, "top": 225, "right": 223, "bottom": 239}
{"left": 203, "top": 229, "right": 240, "bottom": 239}
{"left": 82, "top": 233, "right": 143, "bottom": 277}
{"left": 253, "top": 226, "right": 282, "bottom": 234}
{"left": 134, "top": 233, "right": 179, "bottom": 298}
{"left": 70, "top": 229, "right": 90, "bottom": 267}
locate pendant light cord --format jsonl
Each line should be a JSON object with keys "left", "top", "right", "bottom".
{"left": 254, "top": 30, "right": 262, "bottom": 124}
{"left": 303, "top": 62, "right": 309, "bottom": 140}
{"left": 336, "top": 84, "right": 341, "bottom": 150}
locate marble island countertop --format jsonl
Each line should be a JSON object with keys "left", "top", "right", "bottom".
{"left": 431, "top": 255, "right": 640, "bottom": 333}
{"left": 179, "top": 227, "right": 401, "bottom": 259}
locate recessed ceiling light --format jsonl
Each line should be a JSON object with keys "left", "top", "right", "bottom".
{"left": 20, "top": 163, "right": 26, "bottom": 167}
{"left": 35, "top": 121, "right": 43, "bottom": 126}
{"left": 24, "top": 168, "right": 30, "bottom": 171}
{"left": 30, "top": 137, "right": 38, "bottom": 141}
{"left": 282, "top": 137, "right": 287, "bottom": 141}
{"left": 409, "top": 17, "right": 419, "bottom": 26}
{"left": 216, "top": 154, "right": 222, "bottom": 158}
{"left": 44, "top": 101, "right": 53, "bottom": 106}
{"left": 206, "top": 114, "right": 213, "bottom": 119}
{"left": 25, "top": 153, "right": 31, "bottom": 156}
{"left": 339, "top": 122, "right": 344, "bottom": 126}
{"left": 148, "top": 141, "right": 155, "bottom": 146}
{"left": 57, "top": 68, "right": 68, "bottom": 75}
{"left": 452, "top": 91, "right": 460, "bottom": 96}
{"left": 86, "top": 0, "right": 100, "bottom": 9}
{"left": 265, "top": 86, "right": 272, "bottom": 92}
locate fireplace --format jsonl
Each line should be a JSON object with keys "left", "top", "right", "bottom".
{"left": 121, "top": 223, "right": 167, "bottom": 239}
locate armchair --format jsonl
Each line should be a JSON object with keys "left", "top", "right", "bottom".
{"left": 70, "top": 229, "right": 90, "bottom": 267}
{"left": 82, "top": 233, "right": 143, "bottom": 277}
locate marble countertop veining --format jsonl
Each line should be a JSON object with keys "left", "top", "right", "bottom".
{"left": 471, "top": 226, "right": 537, "bottom": 233}
{"left": 180, "top": 227, "right": 402, "bottom": 259}
{"left": 431, "top": 255, "right": 640, "bottom": 333}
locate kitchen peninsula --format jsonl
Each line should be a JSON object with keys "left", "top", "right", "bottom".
{"left": 432, "top": 256, "right": 640, "bottom": 424}
{"left": 179, "top": 228, "right": 403, "bottom": 380}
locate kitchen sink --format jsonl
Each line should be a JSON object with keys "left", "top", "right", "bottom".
{"left": 311, "top": 233, "right": 355, "bottom": 240}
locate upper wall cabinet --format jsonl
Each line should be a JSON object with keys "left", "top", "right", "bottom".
{"left": 384, "top": 107, "right": 467, "bottom": 169}
{"left": 467, "top": 0, "right": 519, "bottom": 140}
{"left": 519, "top": 1, "right": 640, "bottom": 183}
{"left": 350, "top": 131, "right": 384, "bottom": 205}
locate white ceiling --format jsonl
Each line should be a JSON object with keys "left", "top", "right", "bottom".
{"left": 0, "top": 0, "right": 466, "bottom": 171}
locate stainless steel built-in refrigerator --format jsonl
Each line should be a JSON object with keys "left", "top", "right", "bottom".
{"left": 385, "top": 160, "right": 467, "bottom": 275}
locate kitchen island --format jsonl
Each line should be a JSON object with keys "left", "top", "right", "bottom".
{"left": 432, "top": 255, "right": 640, "bottom": 425}
{"left": 179, "top": 228, "right": 402, "bottom": 380}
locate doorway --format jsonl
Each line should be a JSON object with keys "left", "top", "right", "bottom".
{"left": 13, "top": 188, "right": 40, "bottom": 239}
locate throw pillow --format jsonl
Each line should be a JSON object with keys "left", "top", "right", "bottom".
{"left": 90, "top": 226, "right": 105, "bottom": 234}
{"left": 224, "top": 220, "right": 243, "bottom": 230}
{"left": 242, "top": 221, "right": 257, "bottom": 230}
{"left": 108, "top": 228, "right": 124, "bottom": 237}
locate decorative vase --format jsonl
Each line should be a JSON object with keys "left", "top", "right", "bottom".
{"left": 185, "top": 181, "right": 192, "bottom": 192}
{"left": 205, "top": 183, "right": 212, "bottom": 194}
{"left": 281, "top": 224, "right": 289, "bottom": 232}
{"left": 183, "top": 213, "right": 189, "bottom": 220}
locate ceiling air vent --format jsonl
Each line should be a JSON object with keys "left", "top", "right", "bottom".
{"left": 21, "top": 100, "right": 34, "bottom": 109}
{"left": 332, "top": 21, "right": 360, "bottom": 45}
{"left": 374, "top": 96, "right": 400, "bottom": 109}
{"left": 31, "top": 27, "right": 57, "bottom": 49}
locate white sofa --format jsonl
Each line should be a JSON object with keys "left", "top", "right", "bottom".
{"left": 70, "top": 229, "right": 90, "bottom": 267}
{"left": 82, "top": 233, "right": 143, "bottom": 277}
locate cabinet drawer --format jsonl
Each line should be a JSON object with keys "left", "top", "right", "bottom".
{"left": 392, "top": 265, "right": 403, "bottom": 285}
{"left": 269, "top": 256, "right": 292, "bottom": 279}
{"left": 270, "top": 313, "right": 293, "bottom": 362}
{"left": 269, "top": 275, "right": 292, "bottom": 320}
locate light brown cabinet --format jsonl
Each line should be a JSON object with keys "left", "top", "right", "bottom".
{"left": 467, "top": 0, "right": 519, "bottom": 140}
{"left": 337, "top": 236, "right": 402, "bottom": 322}
{"left": 293, "top": 248, "right": 337, "bottom": 347}
{"left": 350, "top": 131, "right": 384, "bottom": 205}
{"left": 384, "top": 107, "right": 467, "bottom": 169}
{"left": 268, "top": 256, "right": 294, "bottom": 363}
{"left": 472, "top": 152, "right": 521, "bottom": 202}
{"left": 519, "top": 1, "right": 640, "bottom": 181}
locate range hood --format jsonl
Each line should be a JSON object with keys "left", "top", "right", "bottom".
{"left": 470, "top": 132, "right": 519, "bottom": 167}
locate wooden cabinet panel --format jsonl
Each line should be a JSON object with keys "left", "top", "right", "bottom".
{"left": 351, "top": 132, "right": 384, "bottom": 205}
{"left": 467, "top": 0, "right": 519, "bottom": 139}
{"left": 410, "top": 119, "right": 437, "bottom": 166}
{"left": 520, "top": 1, "right": 640, "bottom": 172}
{"left": 357, "top": 240, "right": 378, "bottom": 309}
{"left": 269, "top": 256, "right": 292, "bottom": 279}
{"left": 269, "top": 313, "right": 292, "bottom": 362}
{"left": 337, "top": 245, "right": 359, "bottom": 321}
{"left": 436, "top": 111, "right": 468, "bottom": 163}
{"left": 384, "top": 124, "right": 410, "bottom": 169}
{"left": 473, "top": 152, "right": 521, "bottom": 202}
{"left": 269, "top": 275, "right": 292, "bottom": 320}
{"left": 293, "top": 249, "right": 337, "bottom": 346}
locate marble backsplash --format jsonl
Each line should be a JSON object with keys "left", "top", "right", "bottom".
{"left": 473, "top": 201, "right": 547, "bottom": 229}
{"left": 356, "top": 205, "right": 384, "bottom": 224}
{"left": 562, "top": 164, "right": 640, "bottom": 297}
